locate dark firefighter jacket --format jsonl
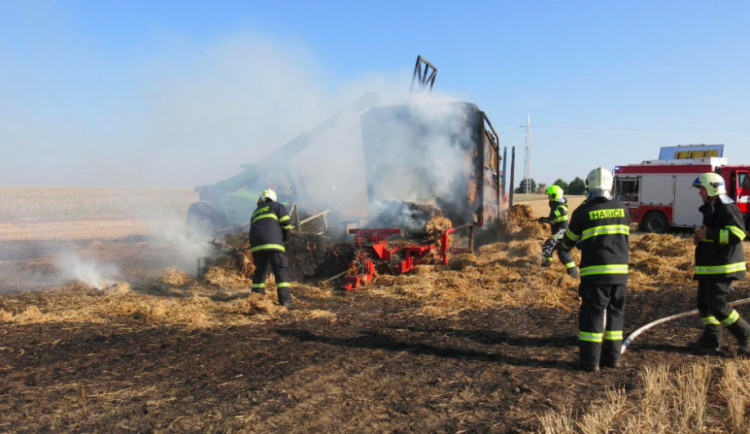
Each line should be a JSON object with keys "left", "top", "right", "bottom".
{"left": 561, "top": 197, "right": 630, "bottom": 284}
{"left": 694, "top": 197, "right": 747, "bottom": 281}
{"left": 249, "top": 200, "right": 292, "bottom": 253}
{"left": 542, "top": 198, "right": 569, "bottom": 234}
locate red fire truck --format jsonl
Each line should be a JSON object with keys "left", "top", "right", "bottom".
{"left": 613, "top": 145, "right": 750, "bottom": 233}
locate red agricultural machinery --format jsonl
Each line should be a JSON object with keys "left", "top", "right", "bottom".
{"left": 340, "top": 225, "right": 475, "bottom": 290}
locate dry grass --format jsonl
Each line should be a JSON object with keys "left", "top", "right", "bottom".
{"left": 720, "top": 359, "right": 750, "bottom": 433}
{"left": 0, "top": 278, "right": 336, "bottom": 328}
{"left": 537, "top": 359, "right": 750, "bottom": 433}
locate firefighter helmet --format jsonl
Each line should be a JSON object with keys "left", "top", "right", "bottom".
{"left": 586, "top": 167, "right": 614, "bottom": 199}
{"left": 259, "top": 189, "right": 277, "bottom": 202}
{"left": 692, "top": 172, "right": 726, "bottom": 197}
{"left": 545, "top": 185, "right": 564, "bottom": 201}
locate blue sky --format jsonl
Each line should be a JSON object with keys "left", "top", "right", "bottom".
{"left": 1, "top": 0, "right": 748, "bottom": 188}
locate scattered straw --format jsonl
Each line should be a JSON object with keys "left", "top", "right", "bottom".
{"left": 160, "top": 267, "right": 193, "bottom": 287}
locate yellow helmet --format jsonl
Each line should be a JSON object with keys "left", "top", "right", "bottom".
{"left": 545, "top": 185, "right": 564, "bottom": 201}
{"left": 692, "top": 172, "right": 726, "bottom": 196}
{"left": 259, "top": 189, "right": 277, "bottom": 202}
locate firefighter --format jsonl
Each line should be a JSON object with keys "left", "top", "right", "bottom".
{"left": 688, "top": 173, "right": 749, "bottom": 355}
{"left": 561, "top": 167, "right": 630, "bottom": 372}
{"left": 249, "top": 189, "right": 295, "bottom": 309}
{"left": 539, "top": 185, "right": 579, "bottom": 277}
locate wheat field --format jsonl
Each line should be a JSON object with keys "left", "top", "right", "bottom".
{"left": 0, "top": 187, "right": 198, "bottom": 241}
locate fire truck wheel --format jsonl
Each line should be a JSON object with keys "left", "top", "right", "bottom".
{"left": 641, "top": 211, "right": 668, "bottom": 234}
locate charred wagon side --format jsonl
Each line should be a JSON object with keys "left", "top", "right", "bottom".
{"left": 360, "top": 102, "right": 504, "bottom": 230}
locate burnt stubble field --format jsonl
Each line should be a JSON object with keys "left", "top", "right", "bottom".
{"left": 2, "top": 189, "right": 750, "bottom": 432}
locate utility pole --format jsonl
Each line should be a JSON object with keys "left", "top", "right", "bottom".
{"left": 523, "top": 115, "right": 532, "bottom": 194}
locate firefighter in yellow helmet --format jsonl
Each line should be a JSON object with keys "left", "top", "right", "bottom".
{"left": 538, "top": 185, "right": 579, "bottom": 277}
{"left": 561, "top": 167, "right": 630, "bottom": 372}
{"left": 249, "top": 189, "right": 295, "bottom": 309}
{"left": 688, "top": 173, "right": 749, "bottom": 355}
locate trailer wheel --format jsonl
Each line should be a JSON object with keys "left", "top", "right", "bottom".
{"left": 641, "top": 211, "right": 668, "bottom": 234}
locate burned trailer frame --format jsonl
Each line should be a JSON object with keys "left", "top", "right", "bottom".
{"left": 360, "top": 102, "right": 503, "bottom": 229}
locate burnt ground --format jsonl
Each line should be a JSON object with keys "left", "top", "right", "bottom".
{"left": 1, "top": 238, "right": 750, "bottom": 432}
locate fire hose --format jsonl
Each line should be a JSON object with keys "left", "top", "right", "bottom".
{"left": 621, "top": 296, "right": 750, "bottom": 354}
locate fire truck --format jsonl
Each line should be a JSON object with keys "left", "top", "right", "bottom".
{"left": 613, "top": 145, "right": 750, "bottom": 233}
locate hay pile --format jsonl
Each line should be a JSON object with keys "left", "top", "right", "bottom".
{"left": 426, "top": 216, "right": 453, "bottom": 238}
{"left": 629, "top": 233, "right": 694, "bottom": 285}
{"left": 160, "top": 267, "right": 193, "bottom": 287}
{"left": 0, "top": 279, "right": 336, "bottom": 328}
{"left": 497, "top": 204, "right": 548, "bottom": 241}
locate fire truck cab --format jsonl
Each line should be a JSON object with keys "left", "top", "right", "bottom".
{"left": 613, "top": 145, "right": 750, "bottom": 233}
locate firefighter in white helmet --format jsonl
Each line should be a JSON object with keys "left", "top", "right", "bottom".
{"left": 688, "top": 172, "right": 749, "bottom": 355}
{"left": 539, "top": 185, "right": 579, "bottom": 277}
{"left": 249, "top": 189, "right": 295, "bottom": 309}
{"left": 561, "top": 167, "right": 630, "bottom": 372}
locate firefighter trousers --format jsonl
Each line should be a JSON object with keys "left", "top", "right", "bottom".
{"left": 251, "top": 250, "right": 292, "bottom": 305}
{"left": 696, "top": 279, "right": 750, "bottom": 345}
{"left": 578, "top": 283, "right": 626, "bottom": 366}
{"left": 541, "top": 238, "right": 578, "bottom": 276}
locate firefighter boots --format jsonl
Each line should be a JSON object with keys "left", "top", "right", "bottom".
{"left": 277, "top": 286, "right": 293, "bottom": 308}
{"left": 576, "top": 358, "right": 599, "bottom": 373}
{"left": 687, "top": 325, "right": 722, "bottom": 354}
{"left": 727, "top": 318, "right": 750, "bottom": 355}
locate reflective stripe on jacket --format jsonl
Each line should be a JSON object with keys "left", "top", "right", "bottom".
{"left": 562, "top": 197, "right": 630, "bottom": 284}
{"left": 547, "top": 198, "right": 569, "bottom": 233}
{"left": 694, "top": 198, "right": 747, "bottom": 281}
{"left": 249, "top": 201, "right": 291, "bottom": 253}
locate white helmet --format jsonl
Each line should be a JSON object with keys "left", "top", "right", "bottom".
{"left": 259, "top": 189, "right": 277, "bottom": 202}
{"left": 692, "top": 172, "right": 726, "bottom": 197}
{"left": 586, "top": 167, "right": 613, "bottom": 199}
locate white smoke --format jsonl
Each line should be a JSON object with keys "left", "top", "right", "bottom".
{"left": 55, "top": 252, "right": 120, "bottom": 290}
{"left": 147, "top": 216, "right": 214, "bottom": 275}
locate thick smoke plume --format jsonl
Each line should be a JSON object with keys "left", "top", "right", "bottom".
{"left": 285, "top": 93, "right": 484, "bottom": 231}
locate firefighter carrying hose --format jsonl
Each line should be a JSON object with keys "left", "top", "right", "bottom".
{"left": 561, "top": 167, "right": 630, "bottom": 372}
{"left": 539, "top": 185, "right": 579, "bottom": 277}
{"left": 688, "top": 173, "right": 749, "bottom": 355}
{"left": 249, "top": 189, "right": 295, "bottom": 309}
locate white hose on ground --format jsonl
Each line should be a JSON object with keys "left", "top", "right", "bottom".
{"left": 621, "top": 297, "right": 750, "bottom": 355}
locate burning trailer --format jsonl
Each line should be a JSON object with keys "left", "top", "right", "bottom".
{"left": 339, "top": 100, "right": 505, "bottom": 289}
{"left": 192, "top": 57, "right": 507, "bottom": 290}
